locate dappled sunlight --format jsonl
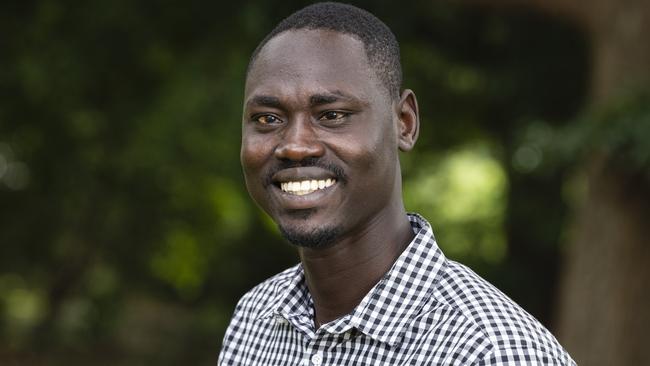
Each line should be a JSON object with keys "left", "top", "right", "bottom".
{"left": 404, "top": 145, "right": 507, "bottom": 263}
{"left": 208, "top": 178, "right": 251, "bottom": 240}
{"left": 0, "top": 142, "right": 30, "bottom": 190}
{"left": 0, "top": 274, "right": 46, "bottom": 346}
{"left": 150, "top": 228, "right": 209, "bottom": 299}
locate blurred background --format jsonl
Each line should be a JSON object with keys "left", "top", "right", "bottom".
{"left": 1, "top": 1, "right": 649, "bottom": 365}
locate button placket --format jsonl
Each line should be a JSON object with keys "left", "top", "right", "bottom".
{"left": 274, "top": 314, "right": 288, "bottom": 326}
{"left": 310, "top": 352, "right": 323, "bottom": 366}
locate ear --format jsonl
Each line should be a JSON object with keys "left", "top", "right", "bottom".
{"left": 395, "top": 89, "right": 420, "bottom": 152}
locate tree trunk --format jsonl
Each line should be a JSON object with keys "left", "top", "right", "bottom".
{"left": 550, "top": 2, "right": 650, "bottom": 365}
{"left": 459, "top": 0, "right": 650, "bottom": 364}
{"left": 557, "top": 157, "right": 650, "bottom": 365}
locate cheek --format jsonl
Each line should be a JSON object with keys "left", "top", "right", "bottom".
{"left": 334, "top": 139, "right": 392, "bottom": 195}
{"left": 240, "top": 144, "right": 258, "bottom": 172}
{"left": 348, "top": 127, "right": 398, "bottom": 190}
{"left": 240, "top": 141, "right": 272, "bottom": 198}
{"left": 348, "top": 123, "right": 395, "bottom": 168}
{"left": 240, "top": 140, "right": 270, "bottom": 208}
{"left": 240, "top": 134, "right": 271, "bottom": 171}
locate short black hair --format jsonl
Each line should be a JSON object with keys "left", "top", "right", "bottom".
{"left": 247, "top": 2, "right": 402, "bottom": 99}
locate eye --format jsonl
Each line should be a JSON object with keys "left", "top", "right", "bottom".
{"left": 254, "top": 114, "right": 281, "bottom": 125}
{"left": 319, "top": 111, "right": 347, "bottom": 121}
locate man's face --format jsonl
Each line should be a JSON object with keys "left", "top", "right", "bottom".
{"left": 241, "top": 29, "right": 401, "bottom": 248}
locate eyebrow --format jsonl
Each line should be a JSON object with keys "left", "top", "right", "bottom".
{"left": 246, "top": 95, "right": 282, "bottom": 109}
{"left": 245, "top": 90, "right": 366, "bottom": 109}
{"left": 310, "top": 91, "right": 362, "bottom": 107}
{"left": 309, "top": 93, "right": 341, "bottom": 106}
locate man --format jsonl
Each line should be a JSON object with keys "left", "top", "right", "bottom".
{"left": 219, "top": 2, "right": 575, "bottom": 365}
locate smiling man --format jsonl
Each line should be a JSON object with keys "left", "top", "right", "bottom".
{"left": 218, "top": 2, "right": 574, "bottom": 365}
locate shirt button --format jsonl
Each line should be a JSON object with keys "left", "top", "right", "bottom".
{"left": 311, "top": 353, "right": 323, "bottom": 366}
{"left": 275, "top": 315, "right": 287, "bottom": 325}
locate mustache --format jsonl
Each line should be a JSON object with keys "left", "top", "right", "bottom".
{"left": 264, "top": 158, "right": 347, "bottom": 186}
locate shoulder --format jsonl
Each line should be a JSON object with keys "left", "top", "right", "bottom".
{"left": 231, "top": 263, "right": 301, "bottom": 319}
{"left": 218, "top": 264, "right": 301, "bottom": 365}
{"left": 475, "top": 347, "right": 575, "bottom": 365}
{"left": 435, "top": 260, "right": 575, "bottom": 365}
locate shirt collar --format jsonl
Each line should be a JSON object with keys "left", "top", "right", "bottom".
{"left": 257, "top": 213, "right": 447, "bottom": 346}
{"left": 348, "top": 213, "right": 446, "bottom": 346}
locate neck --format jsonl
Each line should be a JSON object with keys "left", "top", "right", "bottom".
{"left": 298, "top": 206, "right": 414, "bottom": 328}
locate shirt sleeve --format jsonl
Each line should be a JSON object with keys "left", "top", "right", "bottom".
{"left": 217, "top": 299, "right": 247, "bottom": 366}
{"left": 474, "top": 347, "right": 577, "bottom": 366}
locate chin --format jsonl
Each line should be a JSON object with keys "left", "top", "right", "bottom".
{"left": 278, "top": 224, "right": 341, "bottom": 249}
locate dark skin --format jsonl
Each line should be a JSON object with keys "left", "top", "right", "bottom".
{"left": 241, "top": 29, "right": 420, "bottom": 328}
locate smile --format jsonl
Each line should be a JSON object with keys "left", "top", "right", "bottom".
{"left": 280, "top": 179, "right": 337, "bottom": 196}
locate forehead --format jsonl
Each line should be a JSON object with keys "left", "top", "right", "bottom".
{"left": 245, "top": 29, "right": 381, "bottom": 100}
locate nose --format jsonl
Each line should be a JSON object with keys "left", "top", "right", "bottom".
{"left": 274, "top": 117, "right": 325, "bottom": 161}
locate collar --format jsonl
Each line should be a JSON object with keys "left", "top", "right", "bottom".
{"left": 257, "top": 213, "right": 448, "bottom": 346}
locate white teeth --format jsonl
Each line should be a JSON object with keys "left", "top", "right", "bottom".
{"left": 280, "top": 179, "right": 336, "bottom": 195}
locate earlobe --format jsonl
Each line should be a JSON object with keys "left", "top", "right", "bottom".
{"left": 396, "top": 89, "right": 420, "bottom": 152}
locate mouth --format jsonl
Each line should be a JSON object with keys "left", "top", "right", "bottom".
{"left": 279, "top": 178, "right": 337, "bottom": 196}
{"left": 268, "top": 166, "right": 343, "bottom": 210}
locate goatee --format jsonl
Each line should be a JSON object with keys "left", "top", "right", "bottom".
{"left": 278, "top": 225, "right": 341, "bottom": 249}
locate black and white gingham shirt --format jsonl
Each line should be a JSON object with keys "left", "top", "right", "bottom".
{"left": 218, "top": 214, "right": 575, "bottom": 365}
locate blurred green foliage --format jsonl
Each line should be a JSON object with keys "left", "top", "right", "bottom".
{"left": 553, "top": 91, "right": 650, "bottom": 175}
{"left": 0, "top": 1, "right": 605, "bottom": 364}
{"left": 403, "top": 144, "right": 508, "bottom": 263}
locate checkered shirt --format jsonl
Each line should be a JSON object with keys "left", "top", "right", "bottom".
{"left": 218, "top": 213, "right": 575, "bottom": 365}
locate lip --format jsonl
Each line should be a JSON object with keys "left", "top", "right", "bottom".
{"left": 271, "top": 167, "right": 337, "bottom": 185}
{"left": 269, "top": 177, "right": 340, "bottom": 210}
